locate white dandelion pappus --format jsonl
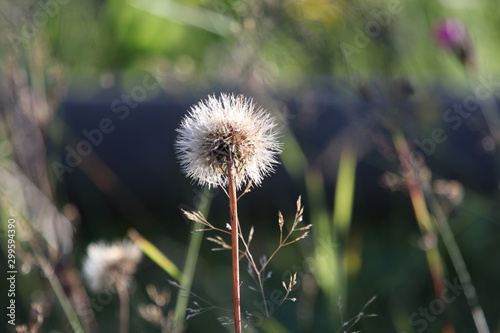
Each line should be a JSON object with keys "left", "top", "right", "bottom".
{"left": 175, "top": 93, "right": 282, "bottom": 189}
{"left": 82, "top": 240, "right": 142, "bottom": 292}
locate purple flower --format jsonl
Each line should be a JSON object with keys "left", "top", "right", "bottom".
{"left": 434, "top": 19, "right": 472, "bottom": 66}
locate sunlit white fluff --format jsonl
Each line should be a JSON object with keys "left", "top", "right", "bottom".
{"left": 82, "top": 241, "right": 142, "bottom": 292}
{"left": 175, "top": 93, "right": 281, "bottom": 189}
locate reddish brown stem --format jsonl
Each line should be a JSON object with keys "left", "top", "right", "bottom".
{"left": 393, "top": 132, "right": 452, "bottom": 332}
{"left": 116, "top": 281, "right": 129, "bottom": 333}
{"left": 228, "top": 168, "right": 242, "bottom": 333}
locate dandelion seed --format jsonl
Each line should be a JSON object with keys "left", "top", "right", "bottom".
{"left": 175, "top": 93, "right": 282, "bottom": 190}
{"left": 82, "top": 240, "right": 142, "bottom": 292}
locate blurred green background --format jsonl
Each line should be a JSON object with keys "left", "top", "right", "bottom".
{"left": 1, "top": 0, "right": 500, "bottom": 332}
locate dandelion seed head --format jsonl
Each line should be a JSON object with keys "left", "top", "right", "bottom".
{"left": 82, "top": 240, "right": 142, "bottom": 292}
{"left": 175, "top": 93, "right": 282, "bottom": 189}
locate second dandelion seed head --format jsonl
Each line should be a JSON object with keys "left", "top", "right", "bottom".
{"left": 176, "top": 93, "right": 282, "bottom": 190}
{"left": 82, "top": 240, "right": 142, "bottom": 292}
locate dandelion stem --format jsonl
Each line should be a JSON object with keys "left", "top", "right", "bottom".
{"left": 116, "top": 281, "right": 129, "bottom": 333}
{"left": 228, "top": 167, "right": 242, "bottom": 333}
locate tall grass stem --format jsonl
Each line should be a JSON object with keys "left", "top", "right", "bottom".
{"left": 332, "top": 144, "right": 357, "bottom": 300}
{"left": 174, "top": 188, "right": 212, "bottom": 332}
{"left": 392, "top": 131, "right": 454, "bottom": 333}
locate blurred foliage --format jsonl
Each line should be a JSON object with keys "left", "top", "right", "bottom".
{"left": 1, "top": 0, "right": 500, "bottom": 333}
{"left": 34, "top": 0, "right": 500, "bottom": 85}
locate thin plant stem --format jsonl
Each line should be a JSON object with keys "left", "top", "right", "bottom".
{"left": 465, "top": 72, "right": 500, "bottom": 145}
{"left": 174, "top": 188, "right": 212, "bottom": 332}
{"left": 237, "top": 196, "right": 309, "bottom": 320}
{"left": 228, "top": 167, "right": 242, "bottom": 333}
{"left": 392, "top": 130, "right": 454, "bottom": 333}
{"left": 258, "top": 278, "right": 270, "bottom": 318}
{"left": 236, "top": 223, "right": 270, "bottom": 318}
{"left": 239, "top": 229, "right": 269, "bottom": 319}
{"left": 15, "top": 216, "right": 85, "bottom": 333}
{"left": 423, "top": 178, "right": 490, "bottom": 333}
{"left": 34, "top": 253, "right": 85, "bottom": 333}
{"left": 454, "top": 59, "right": 494, "bottom": 333}
{"left": 116, "top": 282, "right": 129, "bottom": 333}
{"left": 394, "top": 130, "right": 489, "bottom": 333}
